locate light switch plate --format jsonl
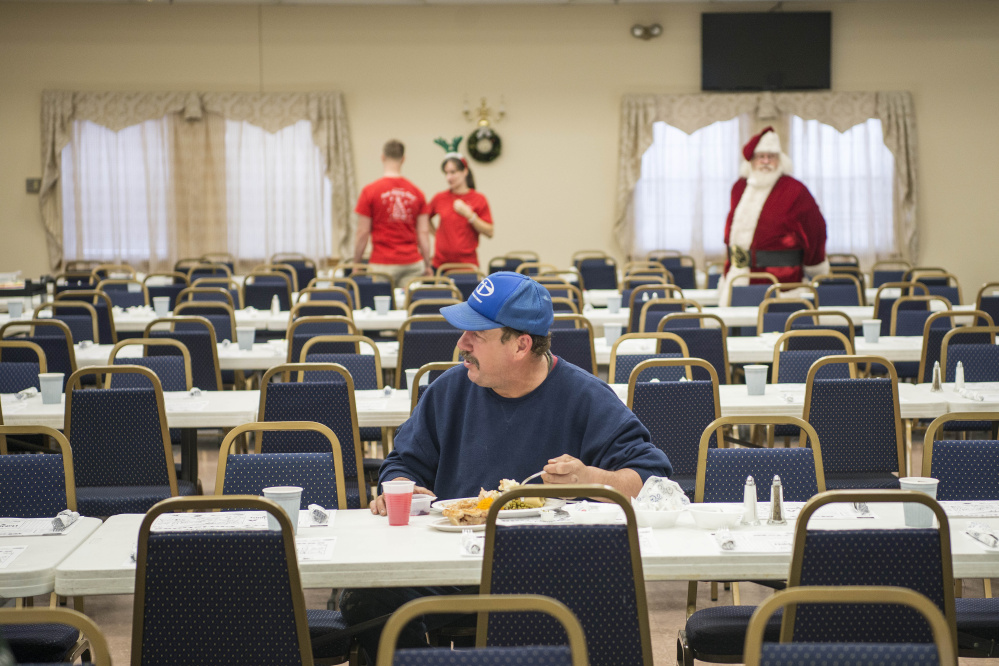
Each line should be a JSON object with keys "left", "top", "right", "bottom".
{"left": 26, "top": 178, "right": 41, "bottom": 194}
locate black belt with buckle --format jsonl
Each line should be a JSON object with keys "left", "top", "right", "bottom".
{"left": 753, "top": 249, "right": 803, "bottom": 268}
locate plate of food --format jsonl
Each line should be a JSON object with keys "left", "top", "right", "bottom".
{"left": 429, "top": 519, "right": 485, "bottom": 533}
{"left": 432, "top": 480, "right": 565, "bottom": 526}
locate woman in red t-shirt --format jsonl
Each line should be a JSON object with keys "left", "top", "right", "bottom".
{"left": 423, "top": 154, "right": 493, "bottom": 269}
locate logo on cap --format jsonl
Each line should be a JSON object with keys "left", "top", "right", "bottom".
{"left": 472, "top": 278, "right": 494, "bottom": 303}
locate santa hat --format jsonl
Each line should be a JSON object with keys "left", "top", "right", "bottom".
{"left": 742, "top": 126, "right": 783, "bottom": 161}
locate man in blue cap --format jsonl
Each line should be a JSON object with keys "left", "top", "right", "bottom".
{"left": 339, "top": 271, "right": 671, "bottom": 660}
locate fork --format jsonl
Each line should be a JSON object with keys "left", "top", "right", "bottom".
{"left": 519, "top": 471, "right": 545, "bottom": 486}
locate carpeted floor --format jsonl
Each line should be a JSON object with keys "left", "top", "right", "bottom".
{"left": 16, "top": 430, "right": 999, "bottom": 665}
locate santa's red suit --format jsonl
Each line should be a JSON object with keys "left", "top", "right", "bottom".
{"left": 719, "top": 127, "right": 828, "bottom": 305}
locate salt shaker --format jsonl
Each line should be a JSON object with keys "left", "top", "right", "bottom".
{"left": 955, "top": 361, "right": 966, "bottom": 390}
{"left": 931, "top": 360, "right": 943, "bottom": 392}
{"left": 740, "top": 475, "right": 760, "bottom": 526}
{"left": 767, "top": 475, "right": 786, "bottom": 526}
{"left": 270, "top": 294, "right": 280, "bottom": 315}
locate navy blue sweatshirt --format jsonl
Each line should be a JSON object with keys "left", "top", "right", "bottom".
{"left": 379, "top": 358, "right": 672, "bottom": 499}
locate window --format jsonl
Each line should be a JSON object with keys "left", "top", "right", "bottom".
{"left": 634, "top": 115, "right": 895, "bottom": 269}
{"left": 61, "top": 117, "right": 333, "bottom": 268}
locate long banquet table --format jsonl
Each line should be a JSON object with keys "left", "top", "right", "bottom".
{"left": 52, "top": 504, "right": 999, "bottom": 596}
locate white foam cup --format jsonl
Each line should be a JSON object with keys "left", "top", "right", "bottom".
{"left": 153, "top": 297, "right": 170, "bottom": 318}
{"left": 8, "top": 300, "right": 23, "bottom": 318}
{"left": 236, "top": 326, "right": 255, "bottom": 351}
{"left": 374, "top": 295, "right": 391, "bottom": 315}
{"left": 862, "top": 319, "right": 881, "bottom": 344}
{"left": 405, "top": 368, "right": 419, "bottom": 402}
{"left": 605, "top": 294, "right": 622, "bottom": 314}
{"left": 899, "top": 477, "right": 939, "bottom": 528}
{"left": 604, "top": 323, "right": 623, "bottom": 343}
{"left": 263, "top": 486, "right": 303, "bottom": 535}
{"left": 744, "top": 365, "right": 768, "bottom": 396}
{"left": 39, "top": 373, "right": 64, "bottom": 405}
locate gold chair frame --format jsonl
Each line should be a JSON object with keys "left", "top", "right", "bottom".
{"left": 551, "top": 314, "right": 597, "bottom": 374}
{"left": 191, "top": 277, "right": 243, "bottom": 308}
{"left": 0, "top": 319, "right": 78, "bottom": 374}
{"left": 903, "top": 266, "right": 949, "bottom": 283}
{"left": 771, "top": 330, "right": 855, "bottom": 382}
{"left": 144, "top": 272, "right": 189, "bottom": 288}
{"left": 0, "top": 425, "right": 75, "bottom": 506}
{"left": 132, "top": 495, "right": 315, "bottom": 666}
{"left": 306, "top": 278, "right": 360, "bottom": 309}
{"left": 395, "top": 316, "right": 461, "bottom": 388}
{"left": 286, "top": 315, "right": 358, "bottom": 363}
{"left": 608, "top": 332, "right": 690, "bottom": 384}
{"left": 405, "top": 298, "right": 461, "bottom": 318}
{"left": 802, "top": 355, "right": 905, "bottom": 476}
{"left": 743, "top": 585, "right": 956, "bottom": 666}
{"left": 144, "top": 315, "right": 223, "bottom": 391}
{"left": 291, "top": 300, "right": 353, "bottom": 322}
{"left": 200, "top": 252, "right": 236, "bottom": 265}
{"left": 922, "top": 411, "right": 999, "bottom": 477}
{"left": 480, "top": 484, "right": 653, "bottom": 666}
{"left": 571, "top": 249, "right": 609, "bottom": 262}
{"left": 763, "top": 282, "right": 818, "bottom": 302}
{"left": 626, "top": 357, "right": 719, "bottom": 410}
{"left": 811, "top": 272, "right": 865, "bottom": 306}
{"left": 785, "top": 490, "right": 958, "bottom": 652}
{"left": 783, "top": 309, "right": 856, "bottom": 341}
{"left": 873, "top": 281, "right": 929, "bottom": 319}
{"left": 656, "top": 312, "right": 732, "bottom": 384}
{"left": 185, "top": 262, "right": 232, "bottom": 282}
{"left": 174, "top": 300, "right": 237, "bottom": 342}
{"left": 889, "top": 295, "right": 953, "bottom": 336}
{"left": 435, "top": 262, "right": 480, "bottom": 276}
{"left": 638, "top": 297, "right": 701, "bottom": 334}
{"left": 66, "top": 365, "right": 179, "bottom": 497}
{"left": 177, "top": 286, "right": 235, "bottom": 310}
{"left": 54, "top": 289, "right": 116, "bottom": 342}
{"left": 244, "top": 269, "right": 293, "bottom": 308}
{"left": 377, "top": 594, "right": 589, "bottom": 666}
{"left": 551, "top": 296, "right": 579, "bottom": 315}
{"left": 215, "top": 421, "right": 348, "bottom": 511}
{"left": 917, "top": 311, "right": 992, "bottom": 383}
{"left": 976, "top": 282, "right": 999, "bottom": 310}
{"left": 939, "top": 324, "right": 998, "bottom": 380}
{"left": 108, "top": 338, "right": 193, "bottom": 390}
{"left": 299, "top": 334, "right": 379, "bottom": 372}
{"left": 410, "top": 361, "right": 460, "bottom": 413}
{"left": 258, "top": 363, "right": 367, "bottom": 508}
{"left": 628, "top": 285, "right": 684, "bottom": 326}
{"left": 0, "top": 339, "right": 47, "bottom": 373}
{"left": 97, "top": 278, "right": 150, "bottom": 306}
{"left": 91, "top": 263, "right": 136, "bottom": 281}
{"left": 295, "top": 285, "right": 354, "bottom": 310}
{"left": 0, "top": 606, "right": 110, "bottom": 666}
{"left": 35, "top": 301, "right": 100, "bottom": 343}
{"left": 404, "top": 284, "right": 462, "bottom": 310}
{"left": 725, "top": 272, "right": 779, "bottom": 306}
{"left": 252, "top": 263, "right": 300, "bottom": 292}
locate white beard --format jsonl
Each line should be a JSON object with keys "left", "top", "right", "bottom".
{"left": 746, "top": 166, "right": 782, "bottom": 189}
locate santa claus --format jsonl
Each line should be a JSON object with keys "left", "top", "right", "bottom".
{"left": 717, "top": 126, "right": 829, "bottom": 305}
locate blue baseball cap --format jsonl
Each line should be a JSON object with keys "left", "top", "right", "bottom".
{"left": 440, "top": 272, "right": 554, "bottom": 336}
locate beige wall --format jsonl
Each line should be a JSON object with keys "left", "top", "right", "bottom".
{"left": 1, "top": 1, "right": 997, "bottom": 293}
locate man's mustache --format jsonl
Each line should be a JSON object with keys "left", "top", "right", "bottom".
{"left": 459, "top": 350, "right": 480, "bottom": 368}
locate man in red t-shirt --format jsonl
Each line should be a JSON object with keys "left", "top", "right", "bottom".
{"left": 352, "top": 140, "right": 433, "bottom": 285}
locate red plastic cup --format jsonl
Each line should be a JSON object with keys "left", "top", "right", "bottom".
{"left": 382, "top": 480, "right": 415, "bottom": 526}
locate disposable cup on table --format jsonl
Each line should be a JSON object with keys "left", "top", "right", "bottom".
{"left": 899, "top": 477, "right": 939, "bottom": 528}
{"left": 744, "top": 365, "right": 768, "bottom": 396}
{"left": 382, "top": 480, "right": 415, "bottom": 526}
{"left": 405, "top": 368, "right": 418, "bottom": 402}
{"left": 604, "top": 323, "right": 623, "bottom": 343}
{"left": 39, "top": 373, "right": 64, "bottom": 404}
{"left": 605, "top": 294, "right": 622, "bottom": 314}
{"left": 7, "top": 300, "right": 23, "bottom": 318}
{"left": 374, "top": 295, "right": 391, "bottom": 315}
{"left": 153, "top": 297, "right": 170, "bottom": 318}
{"left": 862, "top": 319, "right": 881, "bottom": 344}
{"left": 263, "top": 486, "right": 303, "bottom": 535}
{"left": 236, "top": 326, "right": 256, "bottom": 351}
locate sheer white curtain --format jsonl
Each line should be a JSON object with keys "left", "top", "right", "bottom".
{"left": 61, "top": 118, "right": 172, "bottom": 266}
{"left": 632, "top": 118, "right": 744, "bottom": 266}
{"left": 789, "top": 116, "right": 895, "bottom": 267}
{"left": 225, "top": 119, "right": 333, "bottom": 263}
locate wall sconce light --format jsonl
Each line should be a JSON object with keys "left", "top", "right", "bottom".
{"left": 631, "top": 24, "right": 663, "bottom": 40}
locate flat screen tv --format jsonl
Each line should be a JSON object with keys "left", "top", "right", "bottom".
{"left": 702, "top": 12, "right": 831, "bottom": 92}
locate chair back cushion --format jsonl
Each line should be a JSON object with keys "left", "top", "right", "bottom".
{"left": 395, "top": 646, "right": 574, "bottom": 665}
{"left": 613, "top": 353, "right": 685, "bottom": 384}
{"left": 730, "top": 284, "right": 770, "bottom": 307}
{"left": 138, "top": 530, "right": 305, "bottom": 665}
{"left": 112, "top": 356, "right": 188, "bottom": 392}
{"left": 632, "top": 381, "right": 717, "bottom": 476}
{"left": 222, "top": 452, "right": 346, "bottom": 509}
{"left": 806, "top": 378, "right": 898, "bottom": 475}
{"left": 148, "top": 330, "right": 219, "bottom": 391}
{"left": 576, "top": 258, "right": 618, "bottom": 290}
{"left": 486, "top": 524, "right": 644, "bottom": 666}
{"left": 69, "top": 387, "right": 169, "bottom": 487}
{"left": 303, "top": 354, "right": 379, "bottom": 389}
{"left": 776, "top": 350, "right": 847, "bottom": 383}
{"left": 930, "top": 440, "right": 999, "bottom": 501}
{"left": 759, "top": 643, "right": 940, "bottom": 666}
{"left": 794, "top": 528, "right": 947, "bottom": 643}
{"left": 702, "top": 448, "right": 819, "bottom": 502}
{"left": 548, "top": 329, "right": 593, "bottom": 374}
{"left": 0, "top": 361, "right": 41, "bottom": 392}
{"left": 658, "top": 326, "right": 726, "bottom": 383}
{"left": 815, "top": 284, "right": 861, "bottom": 307}
{"left": 945, "top": 343, "right": 999, "bottom": 382}
{"left": 399, "top": 331, "right": 463, "bottom": 387}
{"left": 353, "top": 276, "right": 394, "bottom": 310}
{"left": 0, "top": 454, "right": 69, "bottom": 517}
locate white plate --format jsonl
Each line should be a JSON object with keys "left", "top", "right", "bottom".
{"left": 430, "top": 497, "right": 566, "bottom": 518}
{"left": 429, "top": 519, "right": 485, "bottom": 532}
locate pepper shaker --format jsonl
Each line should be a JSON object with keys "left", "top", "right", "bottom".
{"left": 270, "top": 294, "right": 280, "bottom": 316}
{"left": 768, "top": 475, "right": 786, "bottom": 526}
{"left": 740, "top": 476, "right": 760, "bottom": 526}
{"left": 930, "top": 361, "right": 943, "bottom": 392}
